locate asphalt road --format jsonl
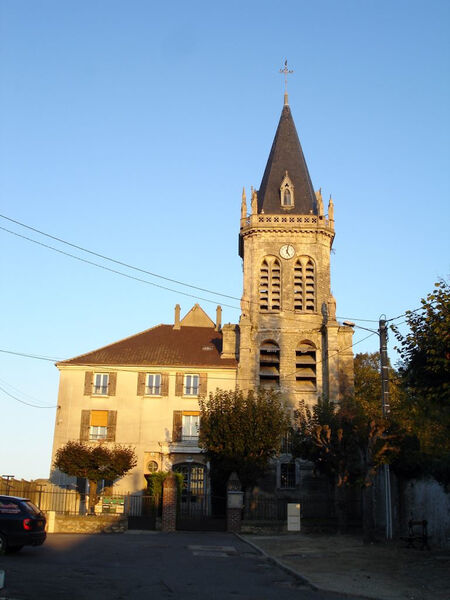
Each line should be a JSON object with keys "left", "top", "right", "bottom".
{"left": 0, "top": 532, "right": 365, "bottom": 599}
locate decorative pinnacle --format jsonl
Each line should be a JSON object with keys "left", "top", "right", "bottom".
{"left": 279, "top": 59, "right": 293, "bottom": 105}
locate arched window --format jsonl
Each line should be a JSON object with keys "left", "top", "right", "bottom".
{"left": 295, "top": 341, "right": 316, "bottom": 390}
{"left": 282, "top": 186, "right": 292, "bottom": 206}
{"left": 280, "top": 171, "right": 294, "bottom": 208}
{"left": 259, "top": 340, "right": 280, "bottom": 388}
{"left": 293, "top": 257, "right": 315, "bottom": 312}
{"left": 259, "top": 257, "right": 281, "bottom": 311}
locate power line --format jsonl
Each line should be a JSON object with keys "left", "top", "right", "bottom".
{"left": 0, "top": 214, "right": 379, "bottom": 324}
{"left": 0, "top": 348, "right": 59, "bottom": 362}
{"left": 0, "top": 213, "right": 241, "bottom": 301}
{"left": 0, "top": 384, "right": 57, "bottom": 409}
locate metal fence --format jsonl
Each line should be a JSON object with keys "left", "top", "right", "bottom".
{"left": 243, "top": 496, "right": 288, "bottom": 521}
{"left": 0, "top": 487, "right": 156, "bottom": 517}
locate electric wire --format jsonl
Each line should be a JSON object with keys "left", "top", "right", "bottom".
{"left": 0, "top": 214, "right": 379, "bottom": 324}
{"left": 0, "top": 383, "right": 57, "bottom": 409}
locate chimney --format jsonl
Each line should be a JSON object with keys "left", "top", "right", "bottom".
{"left": 215, "top": 305, "right": 222, "bottom": 331}
{"left": 221, "top": 324, "right": 239, "bottom": 359}
{"left": 173, "top": 304, "right": 181, "bottom": 330}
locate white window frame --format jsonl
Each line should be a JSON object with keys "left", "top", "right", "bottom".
{"left": 181, "top": 414, "right": 200, "bottom": 442}
{"left": 93, "top": 373, "right": 109, "bottom": 396}
{"left": 145, "top": 373, "right": 161, "bottom": 396}
{"left": 89, "top": 425, "right": 107, "bottom": 441}
{"left": 184, "top": 374, "right": 199, "bottom": 396}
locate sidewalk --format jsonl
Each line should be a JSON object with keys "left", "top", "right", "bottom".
{"left": 240, "top": 533, "right": 450, "bottom": 600}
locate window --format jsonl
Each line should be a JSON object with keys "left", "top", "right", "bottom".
{"left": 296, "top": 342, "right": 317, "bottom": 390}
{"left": 182, "top": 412, "right": 200, "bottom": 442}
{"left": 259, "top": 257, "right": 281, "bottom": 311}
{"left": 80, "top": 410, "right": 117, "bottom": 442}
{"left": 146, "top": 460, "right": 158, "bottom": 473}
{"left": 146, "top": 373, "right": 161, "bottom": 395}
{"left": 259, "top": 340, "right": 280, "bottom": 388}
{"left": 280, "top": 462, "right": 296, "bottom": 489}
{"left": 89, "top": 410, "right": 108, "bottom": 441}
{"left": 184, "top": 374, "right": 199, "bottom": 396}
{"left": 294, "top": 257, "right": 315, "bottom": 312}
{"left": 280, "top": 171, "right": 295, "bottom": 208}
{"left": 93, "top": 373, "right": 109, "bottom": 395}
{"left": 280, "top": 431, "right": 292, "bottom": 454}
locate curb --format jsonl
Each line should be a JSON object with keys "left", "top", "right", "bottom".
{"left": 234, "top": 533, "right": 317, "bottom": 590}
{"left": 235, "top": 534, "right": 379, "bottom": 600}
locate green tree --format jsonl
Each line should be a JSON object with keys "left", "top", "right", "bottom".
{"left": 392, "top": 280, "right": 450, "bottom": 458}
{"left": 54, "top": 441, "right": 137, "bottom": 513}
{"left": 292, "top": 398, "right": 397, "bottom": 543}
{"left": 198, "top": 389, "right": 290, "bottom": 492}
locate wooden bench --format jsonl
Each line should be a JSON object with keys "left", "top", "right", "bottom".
{"left": 401, "top": 519, "right": 430, "bottom": 550}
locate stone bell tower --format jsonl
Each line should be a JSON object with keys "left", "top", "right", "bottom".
{"left": 237, "top": 93, "right": 354, "bottom": 408}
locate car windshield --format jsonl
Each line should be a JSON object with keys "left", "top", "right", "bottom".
{"left": 22, "top": 500, "right": 42, "bottom": 515}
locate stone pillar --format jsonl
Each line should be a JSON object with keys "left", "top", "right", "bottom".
{"left": 227, "top": 472, "right": 243, "bottom": 533}
{"left": 161, "top": 473, "right": 177, "bottom": 532}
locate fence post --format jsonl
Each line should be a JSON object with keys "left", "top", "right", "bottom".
{"left": 161, "top": 473, "right": 177, "bottom": 532}
{"left": 227, "top": 472, "right": 243, "bottom": 533}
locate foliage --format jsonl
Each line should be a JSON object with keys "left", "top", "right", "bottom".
{"left": 292, "top": 398, "right": 396, "bottom": 487}
{"left": 392, "top": 280, "right": 450, "bottom": 458}
{"left": 198, "top": 388, "right": 290, "bottom": 490}
{"left": 54, "top": 441, "right": 137, "bottom": 512}
{"left": 354, "top": 352, "right": 404, "bottom": 419}
{"left": 292, "top": 397, "right": 398, "bottom": 541}
{"left": 145, "top": 471, "right": 183, "bottom": 499}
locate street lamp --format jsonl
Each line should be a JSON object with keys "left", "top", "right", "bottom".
{"left": 343, "top": 318, "right": 393, "bottom": 540}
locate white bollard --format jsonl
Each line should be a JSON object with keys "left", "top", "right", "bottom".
{"left": 47, "top": 510, "right": 56, "bottom": 533}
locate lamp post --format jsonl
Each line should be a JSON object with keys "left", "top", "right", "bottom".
{"left": 343, "top": 318, "right": 393, "bottom": 540}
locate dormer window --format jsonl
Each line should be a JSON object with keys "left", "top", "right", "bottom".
{"left": 280, "top": 171, "right": 294, "bottom": 208}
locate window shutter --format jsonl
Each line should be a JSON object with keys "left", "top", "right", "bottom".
{"left": 172, "top": 411, "right": 182, "bottom": 441}
{"left": 106, "top": 411, "right": 117, "bottom": 441}
{"left": 84, "top": 372, "right": 93, "bottom": 396}
{"left": 80, "top": 410, "right": 90, "bottom": 441}
{"left": 137, "top": 372, "right": 146, "bottom": 396}
{"left": 161, "top": 373, "right": 169, "bottom": 396}
{"left": 175, "top": 372, "right": 183, "bottom": 396}
{"left": 109, "top": 372, "right": 117, "bottom": 396}
{"left": 199, "top": 373, "right": 208, "bottom": 396}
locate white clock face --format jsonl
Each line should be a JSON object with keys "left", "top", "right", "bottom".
{"left": 280, "top": 244, "right": 295, "bottom": 259}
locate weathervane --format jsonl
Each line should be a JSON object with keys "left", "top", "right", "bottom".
{"left": 279, "top": 60, "right": 293, "bottom": 105}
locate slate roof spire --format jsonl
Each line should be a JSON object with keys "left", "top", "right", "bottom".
{"left": 257, "top": 99, "right": 318, "bottom": 215}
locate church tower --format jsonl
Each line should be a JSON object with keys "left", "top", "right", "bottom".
{"left": 237, "top": 94, "right": 354, "bottom": 408}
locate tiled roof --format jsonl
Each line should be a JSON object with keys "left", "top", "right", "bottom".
{"left": 258, "top": 104, "right": 318, "bottom": 215}
{"left": 57, "top": 325, "right": 237, "bottom": 369}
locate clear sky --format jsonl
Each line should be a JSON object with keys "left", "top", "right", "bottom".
{"left": 1, "top": 0, "right": 449, "bottom": 480}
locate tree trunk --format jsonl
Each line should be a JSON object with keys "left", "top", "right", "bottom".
{"left": 362, "top": 484, "right": 376, "bottom": 544}
{"left": 334, "top": 483, "right": 348, "bottom": 534}
{"left": 88, "top": 480, "right": 100, "bottom": 515}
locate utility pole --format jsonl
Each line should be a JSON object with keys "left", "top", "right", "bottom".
{"left": 379, "top": 317, "right": 393, "bottom": 539}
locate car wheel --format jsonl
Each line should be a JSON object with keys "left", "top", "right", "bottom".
{"left": 0, "top": 533, "right": 7, "bottom": 554}
{"left": 7, "top": 545, "right": 23, "bottom": 553}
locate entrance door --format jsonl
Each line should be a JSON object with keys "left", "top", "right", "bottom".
{"left": 173, "top": 462, "right": 207, "bottom": 519}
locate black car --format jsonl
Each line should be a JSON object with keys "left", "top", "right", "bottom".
{"left": 0, "top": 495, "right": 46, "bottom": 553}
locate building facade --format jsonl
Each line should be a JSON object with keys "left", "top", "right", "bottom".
{"left": 50, "top": 94, "right": 353, "bottom": 498}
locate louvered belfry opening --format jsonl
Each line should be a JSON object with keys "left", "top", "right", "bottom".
{"left": 293, "top": 257, "right": 315, "bottom": 312}
{"left": 259, "top": 257, "right": 281, "bottom": 311}
{"left": 295, "top": 342, "right": 317, "bottom": 390}
{"left": 259, "top": 340, "right": 280, "bottom": 388}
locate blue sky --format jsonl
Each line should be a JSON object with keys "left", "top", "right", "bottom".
{"left": 1, "top": 0, "right": 449, "bottom": 480}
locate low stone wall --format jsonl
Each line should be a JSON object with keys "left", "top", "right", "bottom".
{"left": 47, "top": 513, "right": 127, "bottom": 534}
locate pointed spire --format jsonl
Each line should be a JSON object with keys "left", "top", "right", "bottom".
{"left": 257, "top": 103, "right": 318, "bottom": 215}
{"left": 241, "top": 187, "right": 247, "bottom": 219}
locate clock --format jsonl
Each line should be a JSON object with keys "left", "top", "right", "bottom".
{"left": 279, "top": 244, "right": 295, "bottom": 259}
